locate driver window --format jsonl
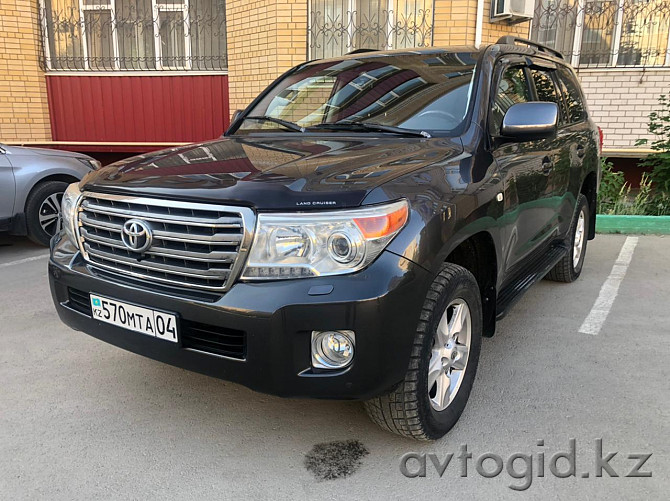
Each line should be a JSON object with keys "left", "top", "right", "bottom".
{"left": 489, "top": 66, "right": 531, "bottom": 135}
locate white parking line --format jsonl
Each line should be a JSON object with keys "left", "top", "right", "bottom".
{"left": 579, "top": 236, "right": 638, "bottom": 335}
{"left": 0, "top": 254, "right": 49, "bottom": 269}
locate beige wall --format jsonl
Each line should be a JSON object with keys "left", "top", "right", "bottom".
{"left": 226, "top": 0, "right": 308, "bottom": 113}
{"left": 576, "top": 69, "right": 670, "bottom": 151}
{"left": 0, "top": 0, "right": 51, "bottom": 142}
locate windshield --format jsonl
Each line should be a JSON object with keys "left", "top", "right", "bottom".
{"left": 235, "top": 51, "right": 478, "bottom": 136}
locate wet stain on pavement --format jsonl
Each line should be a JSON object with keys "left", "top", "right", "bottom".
{"left": 304, "top": 439, "right": 369, "bottom": 480}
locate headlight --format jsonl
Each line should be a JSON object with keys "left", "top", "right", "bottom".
{"left": 61, "top": 183, "right": 82, "bottom": 245}
{"left": 77, "top": 158, "right": 102, "bottom": 170}
{"left": 242, "top": 199, "right": 408, "bottom": 279}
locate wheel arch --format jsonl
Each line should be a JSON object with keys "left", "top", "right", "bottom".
{"left": 444, "top": 231, "right": 498, "bottom": 337}
{"left": 23, "top": 174, "right": 79, "bottom": 213}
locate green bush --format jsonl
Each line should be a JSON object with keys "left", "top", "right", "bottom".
{"left": 636, "top": 94, "right": 670, "bottom": 198}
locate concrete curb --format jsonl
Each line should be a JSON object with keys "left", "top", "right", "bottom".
{"left": 596, "top": 215, "right": 670, "bottom": 234}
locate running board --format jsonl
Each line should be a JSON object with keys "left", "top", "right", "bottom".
{"left": 496, "top": 244, "right": 568, "bottom": 320}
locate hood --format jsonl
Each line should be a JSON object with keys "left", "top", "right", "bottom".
{"left": 4, "top": 144, "right": 93, "bottom": 160}
{"left": 81, "top": 135, "right": 463, "bottom": 210}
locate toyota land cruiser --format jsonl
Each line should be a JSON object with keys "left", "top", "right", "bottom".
{"left": 48, "top": 37, "right": 601, "bottom": 440}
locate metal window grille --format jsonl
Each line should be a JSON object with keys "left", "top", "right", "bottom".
{"left": 39, "top": 0, "right": 228, "bottom": 71}
{"left": 308, "top": 0, "right": 434, "bottom": 59}
{"left": 531, "top": 0, "right": 670, "bottom": 67}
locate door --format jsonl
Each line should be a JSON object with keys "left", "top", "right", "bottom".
{"left": 489, "top": 61, "right": 557, "bottom": 276}
{"left": 554, "top": 65, "right": 595, "bottom": 237}
{"left": 0, "top": 147, "right": 15, "bottom": 220}
{"left": 528, "top": 64, "right": 570, "bottom": 239}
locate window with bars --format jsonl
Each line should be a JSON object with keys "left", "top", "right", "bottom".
{"left": 531, "top": 0, "right": 670, "bottom": 67}
{"left": 40, "top": 0, "right": 227, "bottom": 71}
{"left": 308, "top": 0, "right": 434, "bottom": 59}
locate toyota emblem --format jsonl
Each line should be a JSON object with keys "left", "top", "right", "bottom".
{"left": 121, "top": 219, "right": 153, "bottom": 253}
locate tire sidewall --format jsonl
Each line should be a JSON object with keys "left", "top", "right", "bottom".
{"left": 416, "top": 271, "right": 483, "bottom": 440}
{"left": 26, "top": 181, "right": 69, "bottom": 246}
{"left": 570, "top": 195, "right": 589, "bottom": 278}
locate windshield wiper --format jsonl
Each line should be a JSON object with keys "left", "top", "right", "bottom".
{"left": 308, "top": 122, "right": 431, "bottom": 138}
{"left": 242, "top": 115, "right": 305, "bottom": 132}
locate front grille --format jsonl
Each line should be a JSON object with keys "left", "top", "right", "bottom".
{"left": 76, "top": 193, "right": 254, "bottom": 292}
{"left": 181, "top": 320, "right": 246, "bottom": 359}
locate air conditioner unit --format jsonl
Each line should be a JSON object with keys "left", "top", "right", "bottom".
{"left": 491, "top": 0, "right": 535, "bottom": 23}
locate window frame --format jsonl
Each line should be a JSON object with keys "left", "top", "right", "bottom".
{"left": 39, "top": 0, "right": 225, "bottom": 72}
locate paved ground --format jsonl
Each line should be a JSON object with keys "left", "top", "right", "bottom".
{"left": 0, "top": 233, "right": 668, "bottom": 499}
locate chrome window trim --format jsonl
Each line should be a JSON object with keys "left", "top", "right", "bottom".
{"left": 74, "top": 191, "right": 256, "bottom": 293}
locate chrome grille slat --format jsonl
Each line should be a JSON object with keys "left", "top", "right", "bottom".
{"left": 85, "top": 245, "right": 232, "bottom": 279}
{"left": 76, "top": 192, "right": 255, "bottom": 293}
{"left": 81, "top": 200, "right": 243, "bottom": 228}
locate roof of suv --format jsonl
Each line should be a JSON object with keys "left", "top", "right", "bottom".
{"left": 313, "top": 37, "right": 567, "bottom": 67}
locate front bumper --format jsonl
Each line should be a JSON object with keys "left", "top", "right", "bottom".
{"left": 49, "top": 235, "right": 432, "bottom": 399}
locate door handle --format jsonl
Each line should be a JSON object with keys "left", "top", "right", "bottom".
{"left": 541, "top": 156, "right": 553, "bottom": 174}
{"left": 576, "top": 143, "right": 586, "bottom": 158}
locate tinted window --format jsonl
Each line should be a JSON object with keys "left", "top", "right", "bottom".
{"left": 490, "top": 66, "right": 531, "bottom": 134}
{"left": 556, "top": 66, "right": 586, "bottom": 124}
{"left": 531, "top": 69, "right": 559, "bottom": 103}
{"left": 531, "top": 68, "right": 566, "bottom": 125}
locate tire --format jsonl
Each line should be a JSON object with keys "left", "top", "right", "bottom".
{"left": 364, "top": 263, "right": 483, "bottom": 440}
{"left": 545, "top": 193, "right": 589, "bottom": 283}
{"left": 25, "top": 180, "right": 70, "bottom": 247}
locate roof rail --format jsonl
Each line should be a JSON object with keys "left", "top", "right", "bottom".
{"left": 496, "top": 36, "right": 564, "bottom": 60}
{"left": 347, "top": 48, "right": 379, "bottom": 55}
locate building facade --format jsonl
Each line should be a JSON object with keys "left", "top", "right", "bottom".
{"left": 1, "top": 0, "right": 668, "bottom": 162}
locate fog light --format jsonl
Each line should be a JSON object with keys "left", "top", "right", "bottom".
{"left": 311, "top": 330, "right": 355, "bottom": 369}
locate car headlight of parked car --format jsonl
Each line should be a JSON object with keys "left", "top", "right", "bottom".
{"left": 61, "top": 182, "right": 83, "bottom": 245}
{"left": 76, "top": 158, "right": 102, "bottom": 170}
{"left": 242, "top": 199, "right": 408, "bottom": 279}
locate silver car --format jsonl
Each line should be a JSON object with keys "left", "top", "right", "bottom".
{"left": 0, "top": 144, "right": 101, "bottom": 246}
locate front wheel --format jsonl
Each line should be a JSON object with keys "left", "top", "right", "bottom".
{"left": 25, "top": 180, "right": 70, "bottom": 247}
{"left": 364, "top": 263, "right": 482, "bottom": 440}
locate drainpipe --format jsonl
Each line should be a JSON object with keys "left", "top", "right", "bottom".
{"left": 475, "top": 0, "right": 485, "bottom": 48}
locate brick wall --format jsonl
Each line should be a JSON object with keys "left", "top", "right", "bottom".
{"left": 226, "top": 0, "right": 307, "bottom": 113}
{"left": 0, "top": 0, "right": 51, "bottom": 142}
{"left": 479, "top": 3, "right": 531, "bottom": 44}
{"left": 576, "top": 69, "right": 670, "bottom": 150}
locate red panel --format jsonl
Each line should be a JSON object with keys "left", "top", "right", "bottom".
{"left": 46, "top": 75, "right": 230, "bottom": 147}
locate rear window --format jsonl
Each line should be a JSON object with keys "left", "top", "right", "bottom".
{"left": 556, "top": 67, "right": 586, "bottom": 124}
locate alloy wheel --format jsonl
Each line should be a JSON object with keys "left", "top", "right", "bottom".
{"left": 428, "top": 298, "right": 471, "bottom": 411}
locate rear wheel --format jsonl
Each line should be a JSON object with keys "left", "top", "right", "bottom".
{"left": 364, "top": 263, "right": 482, "bottom": 440}
{"left": 25, "top": 181, "right": 70, "bottom": 246}
{"left": 546, "top": 193, "right": 589, "bottom": 283}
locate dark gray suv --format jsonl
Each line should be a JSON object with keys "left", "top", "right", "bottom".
{"left": 49, "top": 38, "right": 601, "bottom": 440}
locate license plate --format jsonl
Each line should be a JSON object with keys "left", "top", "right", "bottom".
{"left": 90, "top": 294, "right": 178, "bottom": 343}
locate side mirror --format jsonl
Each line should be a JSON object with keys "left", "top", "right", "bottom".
{"left": 231, "top": 109, "right": 243, "bottom": 123}
{"left": 501, "top": 102, "right": 558, "bottom": 141}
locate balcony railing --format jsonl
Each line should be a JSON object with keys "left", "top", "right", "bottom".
{"left": 39, "top": 0, "right": 228, "bottom": 72}
{"left": 308, "top": 0, "right": 434, "bottom": 59}
{"left": 531, "top": 0, "right": 670, "bottom": 68}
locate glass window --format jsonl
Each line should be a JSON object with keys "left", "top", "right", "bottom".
{"left": 490, "top": 66, "right": 531, "bottom": 135}
{"left": 41, "top": 0, "right": 227, "bottom": 71}
{"left": 84, "top": 10, "right": 115, "bottom": 70}
{"left": 308, "top": 0, "right": 434, "bottom": 59}
{"left": 556, "top": 66, "right": 586, "bottom": 123}
{"left": 237, "top": 53, "right": 477, "bottom": 134}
